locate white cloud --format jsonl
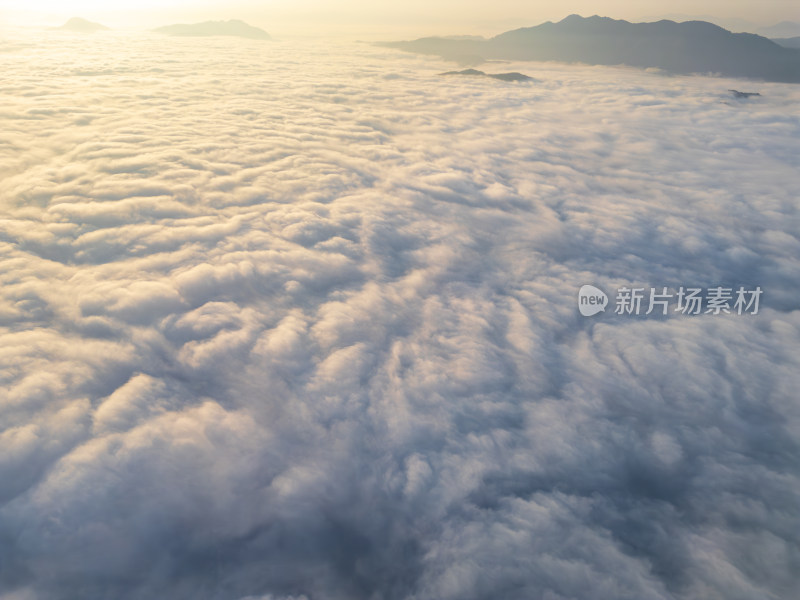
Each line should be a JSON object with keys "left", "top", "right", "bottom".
{"left": 0, "top": 29, "right": 798, "bottom": 600}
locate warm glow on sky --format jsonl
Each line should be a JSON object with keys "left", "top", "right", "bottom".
{"left": 3, "top": 0, "right": 799, "bottom": 38}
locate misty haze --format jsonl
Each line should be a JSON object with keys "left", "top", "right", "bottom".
{"left": 0, "top": 3, "right": 799, "bottom": 600}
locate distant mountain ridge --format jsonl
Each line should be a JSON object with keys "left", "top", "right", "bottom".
{"left": 381, "top": 15, "right": 800, "bottom": 83}
{"left": 773, "top": 37, "right": 800, "bottom": 49}
{"left": 441, "top": 69, "right": 533, "bottom": 82}
{"left": 758, "top": 21, "right": 800, "bottom": 38}
{"left": 154, "top": 20, "right": 271, "bottom": 40}
{"left": 56, "top": 17, "right": 109, "bottom": 33}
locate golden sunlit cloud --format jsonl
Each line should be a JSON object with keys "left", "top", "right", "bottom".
{"left": 3, "top": 0, "right": 798, "bottom": 33}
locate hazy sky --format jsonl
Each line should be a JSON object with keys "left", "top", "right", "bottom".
{"left": 3, "top": 0, "right": 799, "bottom": 36}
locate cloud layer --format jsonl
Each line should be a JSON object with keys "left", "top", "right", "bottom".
{"left": 0, "top": 30, "right": 799, "bottom": 600}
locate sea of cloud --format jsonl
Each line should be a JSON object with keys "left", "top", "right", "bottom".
{"left": 0, "top": 28, "right": 798, "bottom": 600}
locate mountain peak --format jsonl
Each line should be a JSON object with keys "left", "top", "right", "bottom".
{"left": 558, "top": 14, "right": 626, "bottom": 25}
{"left": 154, "top": 20, "right": 271, "bottom": 40}
{"left": 57, "top": 17, "right": 109, "bottom": 33}
{"left": 385, "top": 16, "right": 800, "bottom": 83}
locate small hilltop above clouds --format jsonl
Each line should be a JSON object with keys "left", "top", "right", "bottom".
{"left": 55, "top": 17, "right": 110, "bottom": 33}
{"left": 154, "top": 19, "right": 271, "bottom": 40}
{"left": 441, "top": 68, "right": 534, "bottom": 82}
{"left": 382, "top": 14, "right": 800, "bottom": 83}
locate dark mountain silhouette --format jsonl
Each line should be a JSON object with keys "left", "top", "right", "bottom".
{"left": 441, "top": 69, "right": 533, "bottom": 82}
{"left": 56, "top": 18, "right": 109, "bottom": 33}
{"left": 154, "top": 20, "right": 271, "bottom": 40}
{"left": 773, "top": 37, "right": 800, "bottom": 49}
{"left": 381, "top": 15, "right": 800, "bottom": 83}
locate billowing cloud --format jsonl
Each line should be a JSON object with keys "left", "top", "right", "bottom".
{"left": 0, "top": 28, "right": 798, "bottom": 600}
